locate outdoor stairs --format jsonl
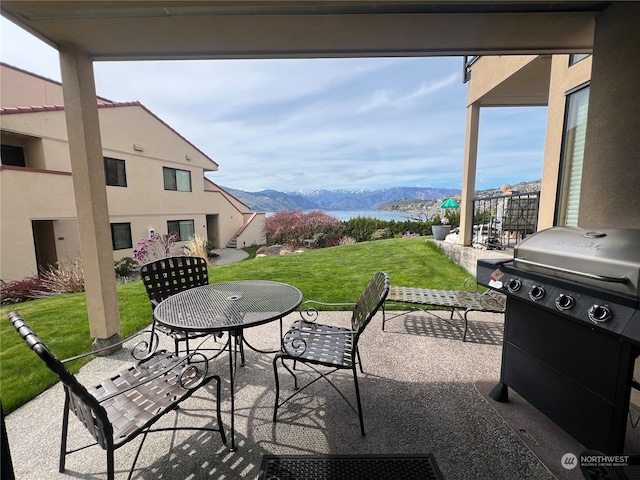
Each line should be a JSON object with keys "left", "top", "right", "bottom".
{"left": 226, "top": 235, "right": 237, "bottom": 249}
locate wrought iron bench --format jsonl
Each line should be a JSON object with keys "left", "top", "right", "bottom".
{"left": 8, "top": 311, "right": 226, "bottom": 480}
{"left": 382, "top": 279, "right": 506, "bottom": 341}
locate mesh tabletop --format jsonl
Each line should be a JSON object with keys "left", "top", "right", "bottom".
{"left": 154, "top": 280, "right": 303, "bottom": 333}
{"left": 259, "top": 454, "right": 445, "bottom": 480}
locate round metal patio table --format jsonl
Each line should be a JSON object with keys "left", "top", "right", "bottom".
{"left": 153, "top": 280, "right": 303, "bottom": 451}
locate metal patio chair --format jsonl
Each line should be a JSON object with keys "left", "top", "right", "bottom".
{"left": 140, "top": 255, "right": 215, "bottom": 355}
{"left": 272, "top": 271, "right": 390, "bottom": 436}
{"left": 8, "top": 311, "right": 226, "bottom": 480}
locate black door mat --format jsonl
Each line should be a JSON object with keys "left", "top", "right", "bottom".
{"left": 259, "top": 454, "right": 444, "bottom": 480}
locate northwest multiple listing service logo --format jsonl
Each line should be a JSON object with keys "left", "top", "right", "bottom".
{"left": 562, "top": 452, "right": 630, "bottom": 470}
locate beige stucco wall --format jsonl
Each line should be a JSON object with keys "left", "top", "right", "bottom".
{"left": 237, "top": 213, "right": 267, "bottom": 248}
{"left": 2, "top": 112, "right": 72, "bottom": 172}
{"left": 538, "top": 55, "right": 592, "bottom": 229}
{"left": 467, "top": 55, "right": 540, "bottom": 105}
{"left": 203, "top": 190, "right": 252, "bottom": 249}
{"left": 0, "top": 63, "right": 113, "bottom": 108}
{"left": 465, "top": 53, "right": 593, "bottom": 233}
{"left": 203, "top": 180, "right": 265, "bottom": 249}
{"left": 579, "top": 2, "right": 640, "bottom": 229}
{"left": 1, "top": 73, "right": 259, "bottom": 279}
{"left": 466, "top": 3, "right": 640, "bottom": 231}
{"left": 1, "top": 65, "right": 66, "bottom": 107}
{"left": 0, "top": 168, "right": 78, "bottom": 278}
{"left": 98, "top": 105, "right": 217, "bottom": 173}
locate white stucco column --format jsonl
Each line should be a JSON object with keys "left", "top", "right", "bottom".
{"left": 579, "top": 2, "right": 640, "bottom": 228}
{"left": 460, "top": 102, "right": 480, "bottom": 246}
{"left": 59, "top": 45, "right": 121, "bottom": 345}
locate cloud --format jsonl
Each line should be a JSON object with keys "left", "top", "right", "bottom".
{"left": 357, "top": 72, "right": 459, "bottom": 113}
{"left": 2, "top": 17, "right": 547, "bottom": 193}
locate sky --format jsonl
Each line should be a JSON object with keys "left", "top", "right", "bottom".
{"left": 1, "top": 17, "right": 547, "bottom": 193}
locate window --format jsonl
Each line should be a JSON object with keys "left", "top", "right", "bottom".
{"left": 167, "top": 220, "right": 195, "bottom": 240}
{"left": 104, "top": 157, "right": 127, "bottom": 187}
{"left": 1, "top": 144, "right": 26, "bottom": 167}
{"left": 163, "top": 167, "right": 191, "bottom": 192}
{"left": 111, "top": 223, "right": 133, "bottom": 250}
{"left": 569, "top": 54, "right": 590, "bottom": 66}
{"left": 556, "top": 85, "right": 590, "bottom": 226}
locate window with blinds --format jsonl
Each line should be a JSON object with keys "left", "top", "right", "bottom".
{"left": 167, "top": 219, "right": 195, "bottom": 240}
{"left": 110, "top": 223, "right": 132, "bottom": 250}
{"left": 557, "top": 85, "right": 590, "bottom": 226}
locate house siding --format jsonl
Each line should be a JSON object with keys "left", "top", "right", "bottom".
{"left": 0, "top": 64, "right": 261, "bottom": 280}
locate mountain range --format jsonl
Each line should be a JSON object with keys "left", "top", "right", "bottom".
{"left": 222, "top": 186, "right": 462, "bottom": 212}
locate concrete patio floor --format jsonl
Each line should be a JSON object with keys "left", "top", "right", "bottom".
{"left": 5, "top": 309, "right": 559, "bottom": 479}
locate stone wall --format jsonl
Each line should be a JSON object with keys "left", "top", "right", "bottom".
{"left": 436, "top": 240, "right": 512, "bottom": 277}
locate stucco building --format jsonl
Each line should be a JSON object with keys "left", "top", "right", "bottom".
{"left": 459, "top": 53, "right": 595, "bottom": 248}
{"left": 0, "top": 63, "right": 265, "bottom": 281}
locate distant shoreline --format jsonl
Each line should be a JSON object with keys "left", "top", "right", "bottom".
{"left": 265, "top": 209, "right": 416, "bottom": 222}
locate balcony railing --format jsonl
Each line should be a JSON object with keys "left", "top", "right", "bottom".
{"left": 471, "top": 191, "right": 540, "bottom": 250}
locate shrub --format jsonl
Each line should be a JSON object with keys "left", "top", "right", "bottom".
{"left": 263, "top": 210, "right": 343, "bottom": 248}
{"left": 342, "top": 216, "right": 432, "bottom": 242}
{"left": 402, "top": 231, "right": 421, "bottom": 238}
{"left": 182, "top": 234, "right": 210, "bottom": 263}
{"left": 114, "top": 257, "right": 138, "bottom": 276}
{"left": 39, "top": 257, "right": 85, "bottom": 295}
{"left": 0, "top": 277, "right": 49, "bottom": 305}
{"left": 133, "top": 233, "right": 178, "bottom": 264}
{"left": 371, "top": 228, "right": 393, "bottom": 241}
{"left": 338, "top": 236, "right": 357, "bottom": 245}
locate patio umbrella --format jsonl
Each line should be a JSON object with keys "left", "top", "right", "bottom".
{"left": 440, "top": 198, "right": 460, "bottom": 220}
{"left": 440, "top": 198, "right": 459, "bottom": 209}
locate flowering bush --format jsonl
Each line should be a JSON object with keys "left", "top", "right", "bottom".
{"left": 402, "top": 231, "right": 421, "bottom": 238}
{"left": 133, "top": 233, "right": 178, "bottom": 264}
{"left": 263, "top": 210, "right": 343, "bottom": 248}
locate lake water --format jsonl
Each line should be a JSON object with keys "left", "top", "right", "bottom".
{"left": 324, "top": 210, "right": 418, "bottom": 222}
{"left": 267, "top": 210, "right": 417, "bottom": 222}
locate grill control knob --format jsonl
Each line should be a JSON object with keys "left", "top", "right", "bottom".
{"left": 555, "top": 294, "right": 575, "bottom": 311}
{"left": 528, "top": 285, "right": 545, "bottom": 301}
{"left": 588, "top": 305, "right": 612, "bottom": 323}
{"left": 507, "top": 279, "right": 522, "bottom": 293}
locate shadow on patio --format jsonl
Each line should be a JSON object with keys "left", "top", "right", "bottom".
{"left": 5, "top": 309, "right": 592, "bottom": 479}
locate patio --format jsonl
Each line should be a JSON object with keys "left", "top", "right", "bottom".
{"left": 5, "top": 308, "right": 594, "bottom": 480}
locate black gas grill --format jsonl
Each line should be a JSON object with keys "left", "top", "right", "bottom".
{"left": 477, "top": 227, "right": 640, "bottom": 454}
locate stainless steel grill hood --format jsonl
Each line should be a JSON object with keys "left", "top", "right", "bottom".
{"left": 513, "top": 227, "right": 640, "bottom": 297}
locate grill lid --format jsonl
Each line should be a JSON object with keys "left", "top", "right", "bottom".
{"left": 514, "top": 226, "right": 640, "bottom": 297}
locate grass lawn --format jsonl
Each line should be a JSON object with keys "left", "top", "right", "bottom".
{"left": 1, "top": 237, "right": 471, "bottom": 413}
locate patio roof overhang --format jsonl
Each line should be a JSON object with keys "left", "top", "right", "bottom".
{"left": 1, "top": 1, "right": 605, "bottom": 61}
